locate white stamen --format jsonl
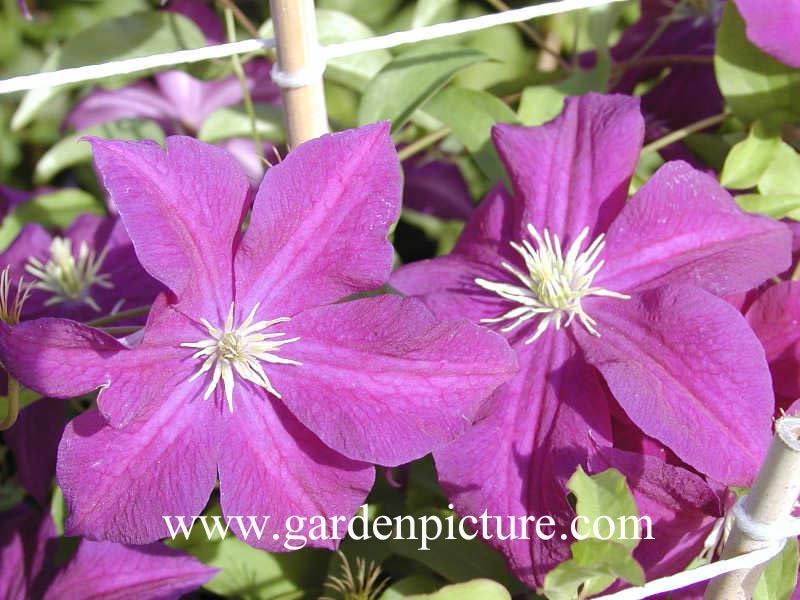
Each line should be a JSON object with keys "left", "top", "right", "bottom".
{"left": 24, "top": 237, "right": 113, "bottom": 311}
{"left": 181, "top": 302, "right": 300, "bottom": 412}
{"left": 475, "top": 224, "right": 629, "bottom": 344}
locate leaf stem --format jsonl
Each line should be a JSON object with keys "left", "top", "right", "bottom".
{"left": 397, "top": 127, "right": 452, "bottom": 162}
{"left": 640, "top": 111, "right": 730, "bottom": 156}
{"left": 86, "top": 305, "right": 151, "bottom": 326}
{"left": 225, "top": 8, "right": 265, "bottom": 162}
{"left": 215, "top": 0, "right": 260, "bottom": 39}
{"left": 0, "top": 376, "right": 20, "bottom": 431}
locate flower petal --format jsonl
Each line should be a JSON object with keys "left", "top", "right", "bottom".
{"left": 434, "top": 330, "right": 612, "bottom": 587}
{"left": 218, "top": 385, "right": 374, "bottom": 551}
{"left": 64, "top": 82, "right": 177, "bottom": 132}
{"left": 235, "top": 123, "right": 400, "bottom": 316}
{"left": 577, "top": 285, "right": 774, "bottom": 485}
{"left": 491, "top": 93, "right": 643, "bottom": 240}
{"left": 746, "top": 281, "right": 800, "bottom": 398}
{"left": 268, "top": 294, "right": 516, "bottom": 466}
{"left": 88, "top": 136, "right": 250, "bottom": 317}
{"left": 733, "top": 0, "right": 800, "bottom": 67}
{"left": 44, "top": 541, "right": 217, "bottom": 600}
{"left": 57, "top": 395, "right": 219, "bottom": 543}
{"left": 597, "top": 161, "right": 791, "bottom": 296}
{"left": 3, "top": 400, "right": 65, "bottom": 505}
{"left": 0, "top": 505, "right": 58, "bottom": 600}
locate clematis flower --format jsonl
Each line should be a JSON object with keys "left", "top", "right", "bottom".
{"left": 0, "top": 123, "right": 516, "bottom": 548}
{"left": 0, "top": 503, "right": 216, "bottom": 599}
{"left": 0, "top": 214, "right": 163, "bottom": 323}
{"left": 390, "top": 93, "right": 790, "bottom": 584}
{"left": 732, "top": 0, "right": 800, "bottom": 67}
{"left": 65, "top": 0, "right": 280, "bottom": 183}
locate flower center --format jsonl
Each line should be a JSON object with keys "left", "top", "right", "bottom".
{"left": 0, "top": 266, "right": 32, "bottom": 325}
{"left": 475, "top": 224, "right": 629, "bottom": 344}
{"left": 181, "top": 303, "right": 301, "bottom": 412}
{"left": 24, "top": 237, "right": 113, "bottom": 312}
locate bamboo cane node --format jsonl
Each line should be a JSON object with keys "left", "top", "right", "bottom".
{"left": 731, "top": 495, "right": 800, "bottom": 543}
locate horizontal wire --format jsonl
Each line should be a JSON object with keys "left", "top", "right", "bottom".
{"left": 0, "top": 0, "right": 627, "bottom": 95}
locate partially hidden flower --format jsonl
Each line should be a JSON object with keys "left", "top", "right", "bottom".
{"left": 733, "top": 0, "right": 800, "bottom": 67}
{"left": 390, "top": 93, "right": 790, "bottom": 584}
{"left": 0, "top": 123, "right": 516, "bottom": 548}
{"left": 0, "top": 503, "right": 216, "bottom": 600}
{"left": 65, "top": 0, "right": 280, "bottom": 183}
{"left": 0, "top": 214, "right": 163, "bottom": 323}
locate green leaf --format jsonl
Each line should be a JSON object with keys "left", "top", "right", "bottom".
{"left": 0, "top": 189, "right": 104, "bottom": 252}
{"left": 735, "top": 193, "right": 800, "bottom": 220}
{"left": 543, "top": 540, "right": 645, "bottom": 600}
{"left": 412, "top": 0, "right": 459, "bottom": 29}
{"left": 0, "top": 387, "right": 43, "bottom": 425}
{"left": 12, "top": 11, "right": 206, "bottom": 130}
{"left": 357, "top": 47, "right": 487, "bottom": 133}
{"left": 405, "top": 579, "right": 511, "bottom": 600}
{"left": 379, "top": 576, "right": 442, "bottom": 600}
{"left": 35, "top": 119, "right": 166, "bottom": 183}
{"left": 714, "top": 3, "right": 800, "bottom": 123}
{"left": 198, "top": 104, "right": 285, "bottom": 144}
{"left": 169, "top": 505, "right": 329, "bottom": 599}
{"left": 316, "top": 0, "right": 404, "bottom": 30}
{"left": 754, "top": 537, "right": 799, "bottom": 600}
{"left": 518, "top": 86, "right": 568, "bottom": 127}
{"left": 424, "top": 86, "right": 518, "bottom": 182}
{"left": 567, "top": 467, "right": 642, "bottom": 551}
{"left": 758, "top": 141, "right": 800, "bottom": 196}
{"left": 388, "top": 509, "right": 526, "bottom": 594}
{"left": 720, "top": 119, "right": 783, "bottom": 189}
{"left": 261, "top": 9, "right": 391, "bottom": 92}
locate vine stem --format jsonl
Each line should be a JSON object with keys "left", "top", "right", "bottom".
{"left": 0, "top": 376, "right": 20, "bottom": 431}
{"left": 396, "top": 127, "right": 452, "bottom": 162}
{"left": 640, "top": 111, "right": 730, "bottom": 156}
{"left": 86, "top": 305, "right": 151, "bottom": 326}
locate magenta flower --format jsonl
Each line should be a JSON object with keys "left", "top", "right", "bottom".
{"left": 0, "top": 214, "right": 163, "bottom": 323}
{"left": 0, "top": 504, "right": 216, "bottom": 599}
{"left": 733, "top": 0, "right": 800, "bottom": 67}
{"left": 0, "top": 124, "right": 515, "bottom": 547}
{"left": 390, "top": 93, "right": 790, "bottom": 584}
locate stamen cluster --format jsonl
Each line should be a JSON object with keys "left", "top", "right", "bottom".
{"left": 25, "top": 238, "right": 113, "bottom": 311}
{"left": 181, "top": 303, "right": 301, "bottom": 412}
{"left": 475, "top": 225, "right": 629, "bottom": 343}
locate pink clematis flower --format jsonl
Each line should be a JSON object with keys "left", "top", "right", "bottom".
{"left": 0, "top": 123, "right": 516, "bottom": 548}
{"left": 390, "top": 93, "right": 790, "bottom": 584}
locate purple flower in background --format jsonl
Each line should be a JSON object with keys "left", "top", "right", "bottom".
{"left": 0, "top": 124, "right": 515, "bottom": 548}
{"left": 0, "top": 503, "right": 216, "bottom": 600}
{"left": 16, "top": 0, "right": 32, "bottom": 20}
{"left": 733, "top": 0, "right": 800, "bottom": 67}
{"left": 391, "top": 93, "right": 790, "bottom": 584}
{"left": 403, "top": 159, "right": 474, "bottom": 222}
{"left": 608, "top": 0, "right": 724, "bottom": 160}
{"left": 65, "top": 0, "right": 280, "bottom": 183}
{"left": 0, "top": 214, "right": 163, "bottom": 323}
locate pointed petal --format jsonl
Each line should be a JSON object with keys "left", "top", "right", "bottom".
{"left": 577, "top": 285, "right": 774, "bottom": 485}
{"left": 218, "top": 386, "right": 374, "bottom": 551}
{"left": 235, "top": 123, "right": 401, "bottom": 316}
{"left": 746, "top": 281, "right": 800, "bottom": 398}
{"left": 4, "top": 400, "right": 65, "bottom": 505}
{"left": 268, "top": 294, "right": 516, "bottom": 466}
{"left": 588, "top": 446, "right": 723, "bottom": 582}
{"left": 44, "top": 541, "right": 217, "bottom": 600}
{"left": 88, "top": 136, "right": 249, "bottom": 316}
{"left": 434, "top": 330, "right": 612, "bottom": 587}
{"left": 597, "top": 161, "right": 791, "bottom": 295}
{"left": 57, "top": 395, "right": 219, "bottom": 543}
{"left": 491, "top": 94, "right": 644, "bottom": 240}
